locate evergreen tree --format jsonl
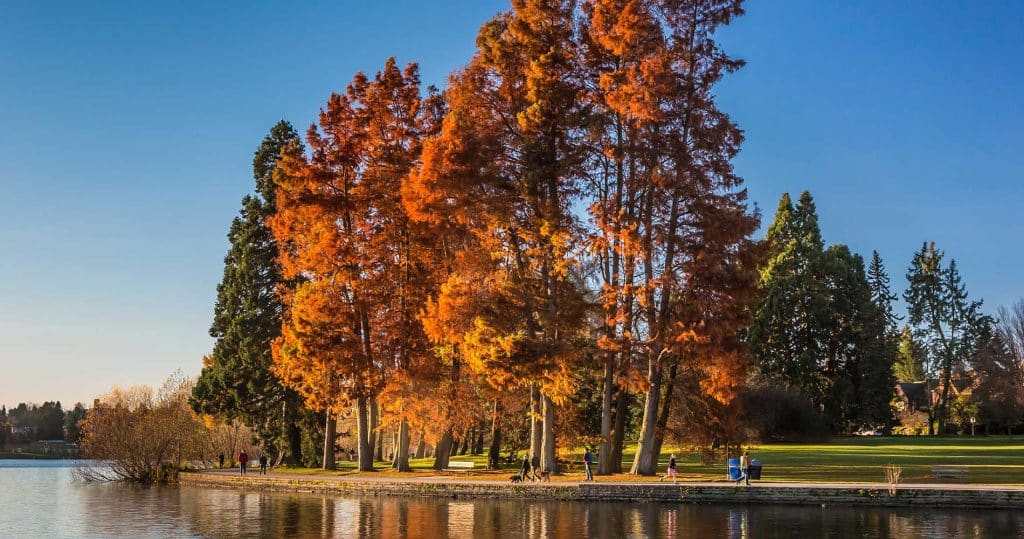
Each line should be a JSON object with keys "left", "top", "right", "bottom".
{"left": 191, "top": 121, "right": 309, "bottom": 463}
{"left": 750, "top": 191, "right": 830, "bottom": 398}
{"left": 751, "top": 192, "right": 894, "bottom": 431}
{"left": 867, "top": 250, "right": 901, "bottom": 332}
{"left": 904, "top": 242, "right": 992, "bottom": 433}
{"left": 970, "top": 331, "right": 1024, "bottom": 433}
{"left": 894, "top": 325, "right": 926, "bottom": 382}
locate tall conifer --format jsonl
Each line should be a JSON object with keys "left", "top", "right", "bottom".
{"left": 191, "top": 121, "right": 308, "bottom": 464}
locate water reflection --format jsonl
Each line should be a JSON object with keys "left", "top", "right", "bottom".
{"left": 3, "top": 463, "right": 1024, "bottom": 538}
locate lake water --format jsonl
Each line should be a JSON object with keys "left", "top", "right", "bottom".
{"left": 3, "top": 461, "right": 1024, "bottom": 538}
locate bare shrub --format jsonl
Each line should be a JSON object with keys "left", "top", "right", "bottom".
{"left": 76, "top": 373, "right": 210, "bottom": 483}
{"left": 204, "top": 419, "right": 256, "bottom": 468}
{"left": 885, "top": 464, "right": 903, "bottom": 495}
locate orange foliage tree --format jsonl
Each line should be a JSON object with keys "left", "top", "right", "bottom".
{"left": 270, "top": 58, "right": 439, "bottom": 471}
{"left": 405, "top": 0, "right": 591, "bottom": 472}
{"left": 580, "top": 0, "right": 761, "bottom": 475}
{"left": 257, "top": 0, "right": 760, "bottom": 477}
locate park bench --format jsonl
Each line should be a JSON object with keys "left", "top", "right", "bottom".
{"left": 931, "top": 465, "right": 968, "bottom": 481}
{"left": 444, "top": 460, "right": 476, "bottom": 475}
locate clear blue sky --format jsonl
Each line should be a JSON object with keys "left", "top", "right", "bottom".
{"left": 1, "top": 1, "right": 1021, "bottom": 407}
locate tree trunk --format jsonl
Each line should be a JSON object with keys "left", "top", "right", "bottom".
{"left": 286, "top": 403, "right": 302, "bottom": 466}
{"left": 541, "top": 392, "right": 557, "bottom": 473}
{"left": 432, "top": 429, "right": 453, "bottom": 470}
{"left": 473, "top": 427, "right": 485, "bottom": 455}
{"left": 926, "top": 379, "right": 935, "bottom": 436}
{"left": 610, "top": 389, "right": 628, "bottom": 473}
{"left": 630, "top": 356, "right": 662, "bottom": 475}
{"left": 530, "top": 385, "right": 542, "bottom": 462}
{"left": 368, "top": 397, "right": 379, "bottom": 461}
{"left": 375, "top": 429, "right": 384, "bottom": 462}
{"left": 414, "top": 433, "right": 427, "bottom": 459}
{"left": 459, "top": 431, "right": 470, "bottom": 456}
{"left": 598, "top": 351, "right": 615, "bottom": 475}
{"left": 323, "top": 411, "right": 336, "bottom": 470}
{"left": 356, "top": 397, "right": 373, "bottom": 471}
{"left": 392, "top": 419, "right": 411, "bottom": 472}
{"left": 651, "top": 361, "right": 679, "bottom": 459}
{"left": 488, "top": 402, "right": 502, "bottom": 469}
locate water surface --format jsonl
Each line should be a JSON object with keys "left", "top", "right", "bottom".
{"left": 2, "top": 460, "right": 1022, "bottom": 538}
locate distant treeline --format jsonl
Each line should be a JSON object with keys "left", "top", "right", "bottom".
{"left": 0, "top": 402, "right": 87, "bottom": 447}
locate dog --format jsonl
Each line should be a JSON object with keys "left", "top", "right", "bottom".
{"left": 537, "top": 470, "right": 551, "bottom": 482}
{"left": 509, "top": 474, "right": 524, "bottom": 483}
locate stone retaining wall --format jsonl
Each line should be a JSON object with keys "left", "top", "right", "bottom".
{"left": 179, "top": 473, "right": 1024, "bottom": 509}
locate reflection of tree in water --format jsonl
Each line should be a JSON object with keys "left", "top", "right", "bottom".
{"left": 69, "top": 483, "right": 1024, "bottom": 538}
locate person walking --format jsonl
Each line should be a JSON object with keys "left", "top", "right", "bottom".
{"left": 660, "top": 453, "right": 677, "bottom": 483}
{"left": 218, "top": 453, "right": 225, "bottom": 469}
{"left": 520, "top": 455, "right": 531, "bottom": 481}
{"left": 238, "top": 450, "right": 249, "bottom": 476}
{"left": 530, "top": 454, "right": 541, "bottom": 482}
{"left": 583, "top": 448, "right": 594, "bottom": 482}
{"left": 259, "top": 454, "right": 268, "bottom": 476}
{"left": 740, "top": 451, "right": 751, "bottom": 486}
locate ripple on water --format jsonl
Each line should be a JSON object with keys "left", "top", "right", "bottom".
{"left": 2, "top": 462, "right": 1024, "bottom": 538}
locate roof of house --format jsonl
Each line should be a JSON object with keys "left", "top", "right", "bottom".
{"left": 897, "top": 382, "right": 930, "bottom": 408}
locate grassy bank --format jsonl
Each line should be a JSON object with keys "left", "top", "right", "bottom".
{"left": 0, "top": 450, "right": 62, "bottom": 459}
{"left": 259, "top": 436, "right": 1024, "bottom": 485}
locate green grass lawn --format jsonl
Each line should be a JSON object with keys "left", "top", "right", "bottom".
{"left": 268, "top": 436, "right": 1024, "bottom": 485}
{"left": 712, "top": 436, "right": 1024, "bottom": 484}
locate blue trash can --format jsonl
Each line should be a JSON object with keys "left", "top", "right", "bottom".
{"left": 727, "top": 458, "right": 743, "bottom": 481}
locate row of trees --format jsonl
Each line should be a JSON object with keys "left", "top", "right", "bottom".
{"left": 191, "top": 0, "right": 1015, "bottom": 475}
{"left": 0, "top": 401, "right": 87, "bottom": 447}
{"left": 195, "top": 0, "right": 760, "bottom": 476}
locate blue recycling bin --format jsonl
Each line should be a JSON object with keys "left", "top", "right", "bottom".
{"left": 727, "top": 458, "right": 743, "bottom": 481}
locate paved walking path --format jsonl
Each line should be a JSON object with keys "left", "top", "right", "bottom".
{"left": 197, "top": 468, "right": 1024, "bottom": 491}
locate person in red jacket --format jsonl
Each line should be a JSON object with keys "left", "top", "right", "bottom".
{"left": 238, "top": 450, "right": 249, "bottom": 476}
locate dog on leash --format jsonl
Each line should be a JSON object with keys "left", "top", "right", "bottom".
{"left": 537, "top": 470, "right": 551, "bottom": 482}
{"left": 509, "top": 474, "right": 524, "bottom": 483}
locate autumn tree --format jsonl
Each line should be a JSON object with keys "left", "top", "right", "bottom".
{"left": 580, "top": 0, "right": 665, "bottom": 475}
{"left": 574, "top": 0, "right": 763, "bottom": 475}
{"left": 904, "top": 242, "right": 992, "bottom": 434}
{"left": 191, "top": 121, "right": 309, "bottom": 465}
{"left": 271, "top": 59, "right": 438, "bottom": 471}
{"left": 406, "top": 0, "right": 591, "bottom": 473}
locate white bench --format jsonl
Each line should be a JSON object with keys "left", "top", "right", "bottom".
{"left": 932, "top": 466, "right": 968, "bottom": 480}
{"left": 444, "top": 460, "right": 476, "bottom": 474}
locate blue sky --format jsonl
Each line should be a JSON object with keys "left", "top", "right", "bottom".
{"left": 1, "top": 1, "right": 1021, "bottom": 406}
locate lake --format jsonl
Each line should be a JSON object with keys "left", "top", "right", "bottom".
{"left": 3, "top": 460, "right": 1024, "bottom": 538}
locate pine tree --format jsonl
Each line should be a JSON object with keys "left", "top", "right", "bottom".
{"left": 750, "top": 191, "right": 831, "bottom": 398}
{"left": 191, "top": 121, "right": 308, "bottom": 464}
{"left": 894, "top": 325, "right": 926, "bottom": 382}
{"left": 867, "top": 251, "right": 901, "bottom": 332}
{"left": 752, "top": 192, "right": 894, "bottom": 431}
{"left": 904, "top": 242, "right": 992, "bottom": 433}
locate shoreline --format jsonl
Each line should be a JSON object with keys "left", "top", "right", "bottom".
{"left": 180, "top": 470, "right": 1024, "bottom": 510}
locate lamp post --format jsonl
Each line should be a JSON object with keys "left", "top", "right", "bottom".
{"left": 970, "top": 416, "right": 976, "bottom": 437}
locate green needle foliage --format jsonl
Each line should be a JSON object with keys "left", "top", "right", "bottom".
{"left": 191, "top": 121, "right": 313, "bottom": 464}
{"left": 904, "top": 242, "right": 992, "bottom": 434}
{"left": 750, "top": 191, "right": 895, "bottom": 432}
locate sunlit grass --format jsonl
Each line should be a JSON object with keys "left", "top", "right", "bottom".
{"left": 265, "top": 436, "right": 1024, "bottom": 485}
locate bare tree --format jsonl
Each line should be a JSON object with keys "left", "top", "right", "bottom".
{"left": 76, "top": 373, "right": 209, "bottom": 483}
